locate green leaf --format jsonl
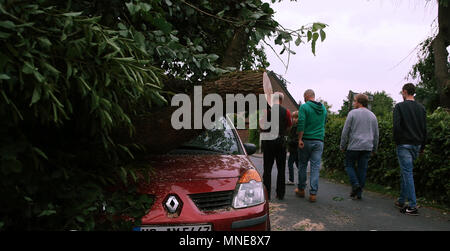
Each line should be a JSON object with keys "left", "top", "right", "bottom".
{"left": 118, "top": 144, "right": 134, "bottom": 159}
{"left": 43, "top": 62, "right": 61, "bottom": 75}
{"left": 32, "top": 147, "right": 48, "bottom": 160}
{"left": 295, "top": 36, "right": 302, "bottom": 46}
{"left": 333, "top": 196, "right": 344, "bottom": 202}
{"left": 312, "top": 22, "right": 326, "bottom": 32}
{"left": 153, "top": 17, "right": 172, "bottom": 34}
{"left": 49, "top": 91, "right": 64, "bottom": 108}
{"left": 118, "top": 22, "right": 127, "bottom": 30}
{"left": 30, "top": 86, "right": 41, "bottom": 106}
{"left": 320, "top": 29, "right": 326, "bottom": 42}
{"left": 76, "top": 216, "right": 85, "bottom": 223}
{"left": 102, "top": 110, "right": 113, "bottom": 125}
{"left": 217, "top": 10, "right": 225, "bottom": 17}
{"left": 207, "top": 54, "right": 219, "bottom": 62}
{"left": 250, "top": 11, "right": 266, "bottom": 19}
{"left": 22, "top": 61, "right": 36, "bottom": 74}
{"left": 0, "top": 21, "right": 16, "bottom": 29}
{"left": 145, "top": 83, "right": 162, "bottom": 89}
{"left": 312, "top": 32, "right": 319, "bottom": 43}
{"left": 33, "top": 70, "right": 45, "bottom": 83}
{"left": 126, "top": 2, "right": 140, "bottom": 15}
{"left": 62, "top": 12, "right": 83, "bottom": 17}
{"left": 37, "top": 37, "right": 52, "bottom": 47}
{"left": 38, "top": 210, "right": 57, "bottom": 217}
{"left": 79, "top": 78, "right": 92, "bottom": 92}
{"left": 76, "top": 16, "right": 102, "bottom": 23}
{"left": 307, "top": 31, "right": 312, "bottom": 42}
{"left": 0, "top": 74, "right": 10, "bottom": 80}
{"left": 119, "top": 166, "right": 128, "bottom": 184}
{"left": 0, "top": 31, "right": 11, "bottom": 39}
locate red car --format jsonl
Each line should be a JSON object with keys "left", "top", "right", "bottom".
{"left": 133, "top": 117, "right": 270, "bottom": 231}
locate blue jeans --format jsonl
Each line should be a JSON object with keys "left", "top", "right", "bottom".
{"left": 397, "top": 144, "right": 420, "bottom": 208}
{"left": 345, "top": 150, "right": 371, "bottom": 197}
{"left": 297, "top": 140, "right": 324, "bottom": 195}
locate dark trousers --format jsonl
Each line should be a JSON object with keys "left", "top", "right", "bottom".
{"left": 262, "top": 138, "right": 286, "bottom": 200}
{"left": 287, "top": 149, "right": 299, "bottom": 182}
{"left": 345, "top": 150, "right": 371, "bottom": 197}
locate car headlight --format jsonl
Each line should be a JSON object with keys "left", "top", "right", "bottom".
{"left": 232, "top": 169, "right": 265, "bottom": 209}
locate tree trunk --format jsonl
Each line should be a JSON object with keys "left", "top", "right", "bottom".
{"left": 127, "top": 70, "right": 268, "bottom": 154}
{"left": 432, "top": 1, "right": 450, "bottom": 108}
{"left": 220, "top": 26, "right": 250, "bottom": 69}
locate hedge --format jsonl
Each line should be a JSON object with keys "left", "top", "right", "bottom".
{"left": 323, "top": 108, "right": 450, "bottom": 206}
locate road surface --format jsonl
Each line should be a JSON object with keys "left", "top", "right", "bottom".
{"left": 249, "top": 154, "right": 450, "bottom": 231}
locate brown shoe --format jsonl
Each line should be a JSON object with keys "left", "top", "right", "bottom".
{"left": 295, "top": 188, "right": 305, "bottom": 198}
{"left": 309, "top": 194, "right": 316, "bottom": 202}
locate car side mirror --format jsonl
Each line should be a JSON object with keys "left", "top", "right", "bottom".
{"left": 243, "top": 143, "right": 257, "bottom": 155}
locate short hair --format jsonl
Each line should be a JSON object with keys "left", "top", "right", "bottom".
{"left": 355, "top": 93, "right": 369, "bottom": 108}
{"left": 304, "top": 89, "right": 315, "bottom": 98}
{"left": 402, "top": 83, "right": 416, "bottom": 95}
{"left": 272, "top": 92, "right": 284, "bottom": 102}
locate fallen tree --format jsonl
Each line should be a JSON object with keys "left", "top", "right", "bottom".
{"left": 0, "top": 0, "right": 326, "bottom": 230}
{"left": 128, "top": 69, "right": 269, "bottom": 153}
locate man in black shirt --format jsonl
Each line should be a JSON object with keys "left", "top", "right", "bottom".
{"left": 393, "top": 83, "right": 427, "bottom": 216}
{"left": 261, "top": 92, "right": 292, "bottom": 200}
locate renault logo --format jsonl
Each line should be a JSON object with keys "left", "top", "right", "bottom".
{"left": 164, "top": 195, "right": 181, "bottom": 214}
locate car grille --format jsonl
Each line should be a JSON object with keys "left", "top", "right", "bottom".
{"left": 189, "top": 190, "right": 234, "bottom": 212}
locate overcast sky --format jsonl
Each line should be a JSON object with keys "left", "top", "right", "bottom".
{"left": 264, "top": 0, "right": 438, "bottom": 112}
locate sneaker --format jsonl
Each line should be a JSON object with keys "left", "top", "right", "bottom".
{"left": 286, "top": 180, "right": 295, "bottom": 185}
{"left": 350, "top": 186, "right": 361, "bottom": 199}
{"left": 295, "top": 188, "right": 305, "bottom": 198}
{"left": 400, "top": 206, "right": 419, "bottom": 216}
{"left": 309, "top": 194, "right": 316, "bottom": 203}
{"left": 395, "top": 201, "right": 406, "bottom": 209}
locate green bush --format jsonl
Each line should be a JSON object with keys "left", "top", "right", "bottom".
{"left": 248, "top": 129, "right": 260, "bottom": 150}
{"left": 323, "top": 109, "right": 450, "bottom": 206}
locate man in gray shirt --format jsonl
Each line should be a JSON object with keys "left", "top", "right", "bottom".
{"left": 340, "top": 93, "right": 379, "bottom": 200}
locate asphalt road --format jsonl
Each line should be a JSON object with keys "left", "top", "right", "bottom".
{"left": 249, "top": 154, "right": 450, "bottom": 231}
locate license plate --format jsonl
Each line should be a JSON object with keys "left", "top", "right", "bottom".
{"left": 133, "top": 224, "right": 212, "bottom": 231}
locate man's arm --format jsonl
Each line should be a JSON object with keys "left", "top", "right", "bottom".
{"left": 340, "top": 112, "right": 352, "bottom": 151}
{"left": 298, "top": 131, "right": 304, "bottom": 149}
{"left": 393, "top": 104, "right": 401, "bottom": 144}
{"left": 373, "top": 116, "right": 379, "bottom": 153}
{"left": 297, "top": 105, "right": 305, "bottom": 149}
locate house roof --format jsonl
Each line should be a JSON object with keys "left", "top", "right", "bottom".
{"left": 267, "top": 71, "right": 299, "bottom": 112}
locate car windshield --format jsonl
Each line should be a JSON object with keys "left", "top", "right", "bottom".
{"left": 169, "top": 116, "right": 242, "bottom": 155}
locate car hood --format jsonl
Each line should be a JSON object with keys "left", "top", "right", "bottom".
{"left": 143, "top": 154, "right": 253, "bottom": 182}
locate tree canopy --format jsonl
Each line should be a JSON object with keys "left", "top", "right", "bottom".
{"left": 0, "top": 0, "right": 327, "bottom": 230}
{"left": 408, "top": 37, "right": 441, "bottom": 112}
{"left": 338, "top": 91, "right": 394, "bottom": 118}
